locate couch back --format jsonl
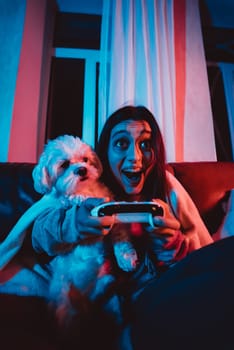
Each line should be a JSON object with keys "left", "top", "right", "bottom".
{"left": 0, "top": 161, "right": 234, "bottom": 241}
{"left": 167, "top": 161, "right": 234, "bottom": 234}
{"left": 0, "top": 162, "right": 41, "bottom": 241}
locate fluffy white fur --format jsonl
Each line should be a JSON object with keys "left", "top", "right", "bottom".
{"left": 31, "top": 135, "right": 137, "bottom": 324}
{"left": 32, "top": 134, "right": 111, "bottom": 205}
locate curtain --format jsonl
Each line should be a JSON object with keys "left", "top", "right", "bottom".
{"left": 98, "top": 0, "right": 217, "bottom": 162}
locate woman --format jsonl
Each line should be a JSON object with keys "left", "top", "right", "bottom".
{"left": 97, "top": 105, "right": 212, "bottom": 250}
{"left": 31, "top": 105, "right": 219, "bottom": 348}
{"left": 75, "top": 106, "right": 212, "bottom": 272}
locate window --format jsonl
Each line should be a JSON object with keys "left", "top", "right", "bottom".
{"left": 200, "top": 1, "right": 234, "bottom": 160}
{"left": 46, "top": 12, "right": 101, "bottom": 148}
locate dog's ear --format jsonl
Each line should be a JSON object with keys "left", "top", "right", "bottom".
{"left": 32, "top": 154, "right": 52, "bottom": 194}
{"left": 91, "top": 151, "right": 103, "bottom": 177}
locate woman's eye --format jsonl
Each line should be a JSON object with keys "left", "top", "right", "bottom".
{"left": 115, "top": 138, "right": 129, "bottom": 150}
{"left": 140, "top": 140, "right": 152, "bottom": 151}
{"left": 60, "top": 160, "right": 70, "bottom": 169}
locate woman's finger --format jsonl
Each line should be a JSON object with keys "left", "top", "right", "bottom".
{"left": 152, "top": 216, "right": 181, "bottom": 230}
{"left": 151, "top": 198, "right": 181, "bottom": 230}
{"left": 77, "top": 198, "right": 114, "bottom": 237}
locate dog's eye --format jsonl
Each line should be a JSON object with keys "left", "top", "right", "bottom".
{"left": 60, "top": 160, "right": 70, "bottom": 170}
{"left": 83, "top": 157, "right": 88, "bottom": 163}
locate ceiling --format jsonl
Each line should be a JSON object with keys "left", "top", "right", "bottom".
{"left": 56, "top": 0, "right": 103, "bottom": 15}
{"left": 55, "top": 0, "right": 234, "bottom": 63}
{"left": 56, "top": 0, "right": 234, "bottom": 28}
{"left": 200, "top": 0, "right": 234, "bottom": 28}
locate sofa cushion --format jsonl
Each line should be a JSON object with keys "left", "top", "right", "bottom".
{"left": 168, "top": 161, "right": 234, "bottom": 234}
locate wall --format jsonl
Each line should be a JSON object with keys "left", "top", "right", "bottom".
{"left": 0, "top": 0, "right": 26, "bottom": 162}
{"left": 0, "top": 0, "right": 56, "bottom": 163}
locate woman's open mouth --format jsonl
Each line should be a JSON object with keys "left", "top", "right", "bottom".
{"left": 122, "top": 170, "right": 143, "bottom": 183}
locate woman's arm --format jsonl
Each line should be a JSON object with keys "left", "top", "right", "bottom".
{"left": 166, "top": 171, "right": 213, "bottom": 250}
{"left": 145, "top": 172, "right": 213, "bottom": 267}
{"left": 32, "top": 205, "right": 81, "bottom": 256}
{"left": 31, "top": 198, "right": 114, "bottom": 256}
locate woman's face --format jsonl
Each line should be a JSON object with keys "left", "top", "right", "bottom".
{"left": 108, "top": 119, "right": 155, "bottom": 200}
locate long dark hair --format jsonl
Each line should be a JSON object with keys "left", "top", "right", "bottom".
{"left": 96, "top": 105, "right": 168, "bottom": 201}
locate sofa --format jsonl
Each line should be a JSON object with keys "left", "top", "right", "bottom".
{"left": 0, "top": 161, "right": 234, "bottom": 349}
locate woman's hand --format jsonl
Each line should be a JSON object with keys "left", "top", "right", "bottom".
{"left": 146, "top": 199, "right": 188, "bottom": 265}
{"left": 76, "top": 198, "right": 115, "bottom": 239}
{"left": 149, "top": 199, "right": 180, "bottom": 232}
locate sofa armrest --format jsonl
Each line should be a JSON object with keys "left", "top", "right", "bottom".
{"left": 0, "top": 162, "right": 41, "bottom": 242}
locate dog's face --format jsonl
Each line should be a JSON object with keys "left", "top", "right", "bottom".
{"left": 32, "top": 135, "right": 103, "bottom": 196}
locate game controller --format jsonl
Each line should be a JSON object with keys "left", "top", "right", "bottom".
{"left": 91, "top": 201, "right": 164, "bottom": 227}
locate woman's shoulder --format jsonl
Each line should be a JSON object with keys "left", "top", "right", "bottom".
{"left": 165, "top": 170, "right": 187, "bottom": 193}
{"left": 165, "top": 170, "right": 198, "bottom": 211}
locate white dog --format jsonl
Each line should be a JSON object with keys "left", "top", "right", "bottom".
{"left": 32, "top": 135, "right": 113, "bottom": 297}
{"left": 32, "top": 135, "right": 139, "bottom": 323}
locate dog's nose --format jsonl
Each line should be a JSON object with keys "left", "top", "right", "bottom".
{"left": 74, "top": 166, "right": 87, "bottom": 177}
